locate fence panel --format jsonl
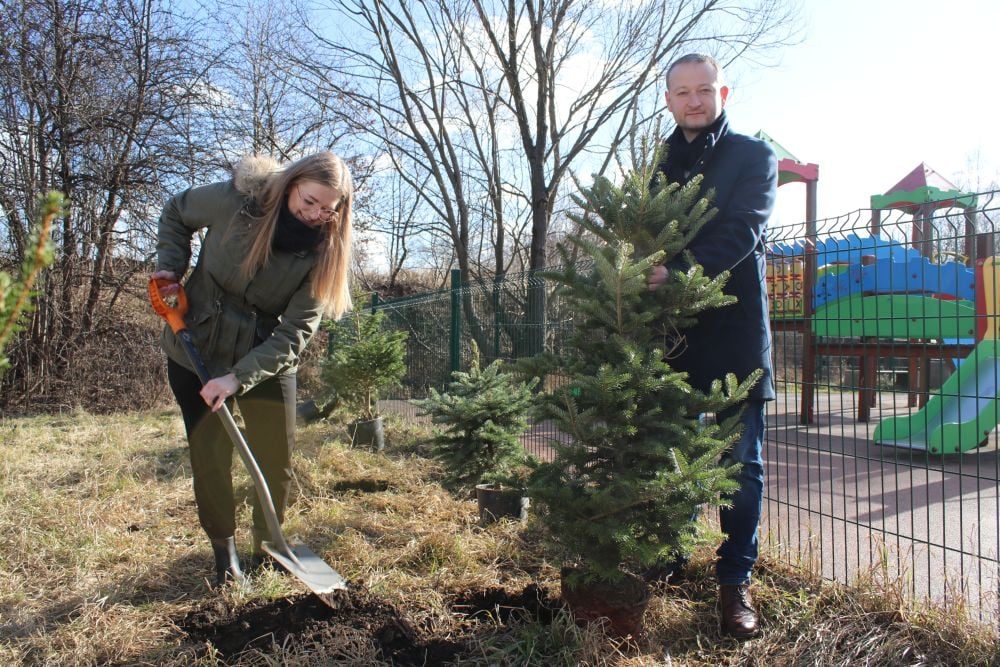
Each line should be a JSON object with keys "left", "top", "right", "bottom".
{"left": 372, "top": 189, "right": 1000, "bottom": 620}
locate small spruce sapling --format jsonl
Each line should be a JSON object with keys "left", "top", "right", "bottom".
{"left": 525, "top": 143, "right": 762, "bottom": 584}
{"left": 321, "top": 309, "right": 408, "bottom": 421}
{"left": 0, "top": 192, "right": 60, "bottom": 375}
{"left": 417, "top": 342, "right": 538, "bottom": 493}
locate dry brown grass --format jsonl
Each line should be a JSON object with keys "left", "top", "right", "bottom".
{"left": 1, "top": 409, "right": 998, "bottom": 666}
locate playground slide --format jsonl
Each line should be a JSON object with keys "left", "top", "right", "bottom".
{"left": 873, "top": 339, "right": 1000, "bottom": 454}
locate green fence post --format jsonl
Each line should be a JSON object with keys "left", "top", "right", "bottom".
{"left": 493, "top": 275, "right": 502, "bottom": 361}
{"left": 371, "top": 292, "right": 380, "bottom": 314}
{"left": 450, "top": 269, "right": 461, "bottom": 373}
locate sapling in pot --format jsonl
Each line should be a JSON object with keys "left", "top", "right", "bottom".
{"left": 417, "top": 343, "right": 537, "bottom": 522}
{"left": 321, "top": 309, "right": 407, "bottom": 450}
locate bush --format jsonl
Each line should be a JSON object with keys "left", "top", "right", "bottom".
{"left": 0, "top": 192, "right": 60, "bottom": 375}
{"left": 320, "top": 309, "right": 407, "bottom": 421}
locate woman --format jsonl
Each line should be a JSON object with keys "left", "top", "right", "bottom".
{"left": 151, "top": 151, "right": 353, "bottom": 586}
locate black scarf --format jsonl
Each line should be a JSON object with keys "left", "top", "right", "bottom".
{"left": 661, "top": 110, "right": 730, "bottom": 186}
{"left": 273, "top": 199, "right": 325, "bottom": 253}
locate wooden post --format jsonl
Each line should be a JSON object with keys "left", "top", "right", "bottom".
{"left": 977, "top": 231, "right": 995, "bottom": 262}
{"left": 800, "top": 179, "right": 819, "bottom": 424}
{"left": 964, "top": 208, "right": 977, "bottom": 265}
{"left": 858, "top": 254, "right": 877, "bottom": 422}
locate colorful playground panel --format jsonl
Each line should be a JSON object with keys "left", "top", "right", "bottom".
{"left": 768, "top": 232, "right": 921, "bottom": 265}
{"left": 767, "top": 236, "right": 1000, "bottom": 454}
{"left": 813, "top": 256, "right": 976, "bottom": 309}
{"left": 766, "top": 258, "right": 805, "bottom": 317}
{"left": 812, "top": 294, "right": 976, "bottom": 340}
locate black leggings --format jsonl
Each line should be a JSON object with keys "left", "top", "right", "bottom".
{"left": 167, "top": 358, "right": 296, "bottom": 542}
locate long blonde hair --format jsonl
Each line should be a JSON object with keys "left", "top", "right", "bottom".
{"left": 240, "top": 151, "right": 353, "bottom": 318}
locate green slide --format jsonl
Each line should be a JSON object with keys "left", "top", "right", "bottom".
{"left": 874, "top": 339, "right": 1000, "bottom": 454}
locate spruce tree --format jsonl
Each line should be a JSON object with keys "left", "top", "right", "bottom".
{"left": 417, "top": 343, "right": 537, "bottom": 492}
{"left": 321, "top": 309, "right": 408, "bottom": 421}
{"left": 526, "top": 145, "right": 762, "bottom": 584}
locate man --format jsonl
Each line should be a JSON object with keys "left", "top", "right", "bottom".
{"left": 648, "top": 53, "right": 777, "bottom": 639}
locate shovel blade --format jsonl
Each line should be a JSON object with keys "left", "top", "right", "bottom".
{"left": 262, "top": 541, "right": 347, "bottom": 595}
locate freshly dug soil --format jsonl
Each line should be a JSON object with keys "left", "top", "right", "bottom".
{"left": 449, "top": 583, "right": 559, "bottom": 625}
{"left": 178, "top": 583, "right": 560, "bottom": 665}
{"left": 180, "top": 588, "right": 464, "bottom": 665}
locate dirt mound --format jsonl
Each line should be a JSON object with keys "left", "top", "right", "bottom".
{"left": 450, "top": 583, "right": 560, "bottom": 625}
{"left": 180, "top": 588, "right": 465, "bottom": 665}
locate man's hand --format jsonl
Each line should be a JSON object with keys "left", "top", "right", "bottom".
{"left": 201, "top": 373, "right": 240, "bottom": 412}
{"left": 648, "top": 265, "right": 668, "bottom": 291}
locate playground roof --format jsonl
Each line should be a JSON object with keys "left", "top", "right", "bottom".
{"left": 754, "top": 130, "right": 819, "bottom": 186}
{"left": 870, "top": 163, "right": 978, "bottom": 211}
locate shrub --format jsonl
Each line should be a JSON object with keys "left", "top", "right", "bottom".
{"left": 0, "top": 192, "right": 60, "bottom": 375}
{"left": 417, "top": 344, "right": 537, "bottom": 492}
{"left": 321, "top": 309, "right": 407, "bottom": 421}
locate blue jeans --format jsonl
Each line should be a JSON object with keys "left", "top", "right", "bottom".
{"left": 715, "top": 399, "right": 766, "bottom": 585}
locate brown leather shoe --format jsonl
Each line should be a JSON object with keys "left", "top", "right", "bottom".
{"left": 719, "top": 583, "right": 760, "bottom": 639}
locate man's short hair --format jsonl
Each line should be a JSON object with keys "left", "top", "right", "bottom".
{"left": 665, "top": 53, "right": 724, "bottom": 89}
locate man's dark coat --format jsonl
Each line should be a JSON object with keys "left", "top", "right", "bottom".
{"left": 659, "top": 113, "right": 778, "bottom": 401}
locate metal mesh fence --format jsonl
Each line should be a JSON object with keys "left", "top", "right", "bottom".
{"left": 764, "top": 189, "right": 1000, "bottom": 622}
{"left": 373, "top": 270, "right": 579, "bottom": 454}
{"left": 373, "top": 188, "right": 1000, "bottom": 620}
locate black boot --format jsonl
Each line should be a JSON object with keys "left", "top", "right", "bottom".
{"left": 210, "top": 537, "right": 245, "bottom": 586}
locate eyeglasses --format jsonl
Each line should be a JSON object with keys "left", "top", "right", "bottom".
{"left": 295, "top": 184, "right": 340, "bottom": 221}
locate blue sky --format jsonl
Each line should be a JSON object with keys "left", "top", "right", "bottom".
{"left": 723, "top": 0, "right": 1000, "bottom": 226}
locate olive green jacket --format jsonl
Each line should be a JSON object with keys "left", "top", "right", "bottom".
{"left": 156, "top": 162, "right": 324, "bottom": 394}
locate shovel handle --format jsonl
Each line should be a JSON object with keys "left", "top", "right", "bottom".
{"left": 148, "top": 277, "right": 212, "bottom": 383}
{"left": 148, "top": 277, "right": 189, "bottom": 335}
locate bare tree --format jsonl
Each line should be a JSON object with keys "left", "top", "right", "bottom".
{"left": 0, "top": 0, "right": 216, "bottom": 408}
{"left": 354, "top": 166, "right": 443, "bottom": 292}
{"left": 202, "top": 0, "right": 363, "bottom": 163}
{"left": 322, "top": 0, "right": 797, "bottom": 267}
{"left": 313, "top": 0, "right": 798, "bottom": 352}
{"left": 307, "top": 1, "right": 513, "bottom": 284}
{"left": 0, "top": 0, "right": 376, "bottom": 411}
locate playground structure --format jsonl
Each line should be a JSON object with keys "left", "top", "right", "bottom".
{"left": 759, "top": 142, "right": 999, "bottom": 455}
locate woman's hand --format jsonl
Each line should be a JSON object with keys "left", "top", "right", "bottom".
{"left": 200, "top": 373, "right": 241, "bottom": 412}
{"left": 150, "top": 269, "right": 179, "bottom": 296}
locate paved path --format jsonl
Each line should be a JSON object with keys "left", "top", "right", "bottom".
{"left": 765, "top": 389, "right": 1000, "bottom": 620}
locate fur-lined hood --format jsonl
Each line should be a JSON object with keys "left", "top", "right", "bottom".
{"left": 232, "top": 155, "right": 281, "bottom": 199}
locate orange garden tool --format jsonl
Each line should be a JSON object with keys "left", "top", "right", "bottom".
{"left": 149, "top": 278, "right": 346, "bottom": 597}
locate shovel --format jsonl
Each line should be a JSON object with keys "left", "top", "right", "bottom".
{"left": 149, "top": 278, "right": 347, "bottom": 598}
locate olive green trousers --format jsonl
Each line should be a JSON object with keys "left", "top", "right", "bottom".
{"left": 167, "top": 359, "right": 296, "bottom": 542}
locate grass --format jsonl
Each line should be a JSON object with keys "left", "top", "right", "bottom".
{"left": 1, "top": 408, "right": 998, "bottom": 666}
